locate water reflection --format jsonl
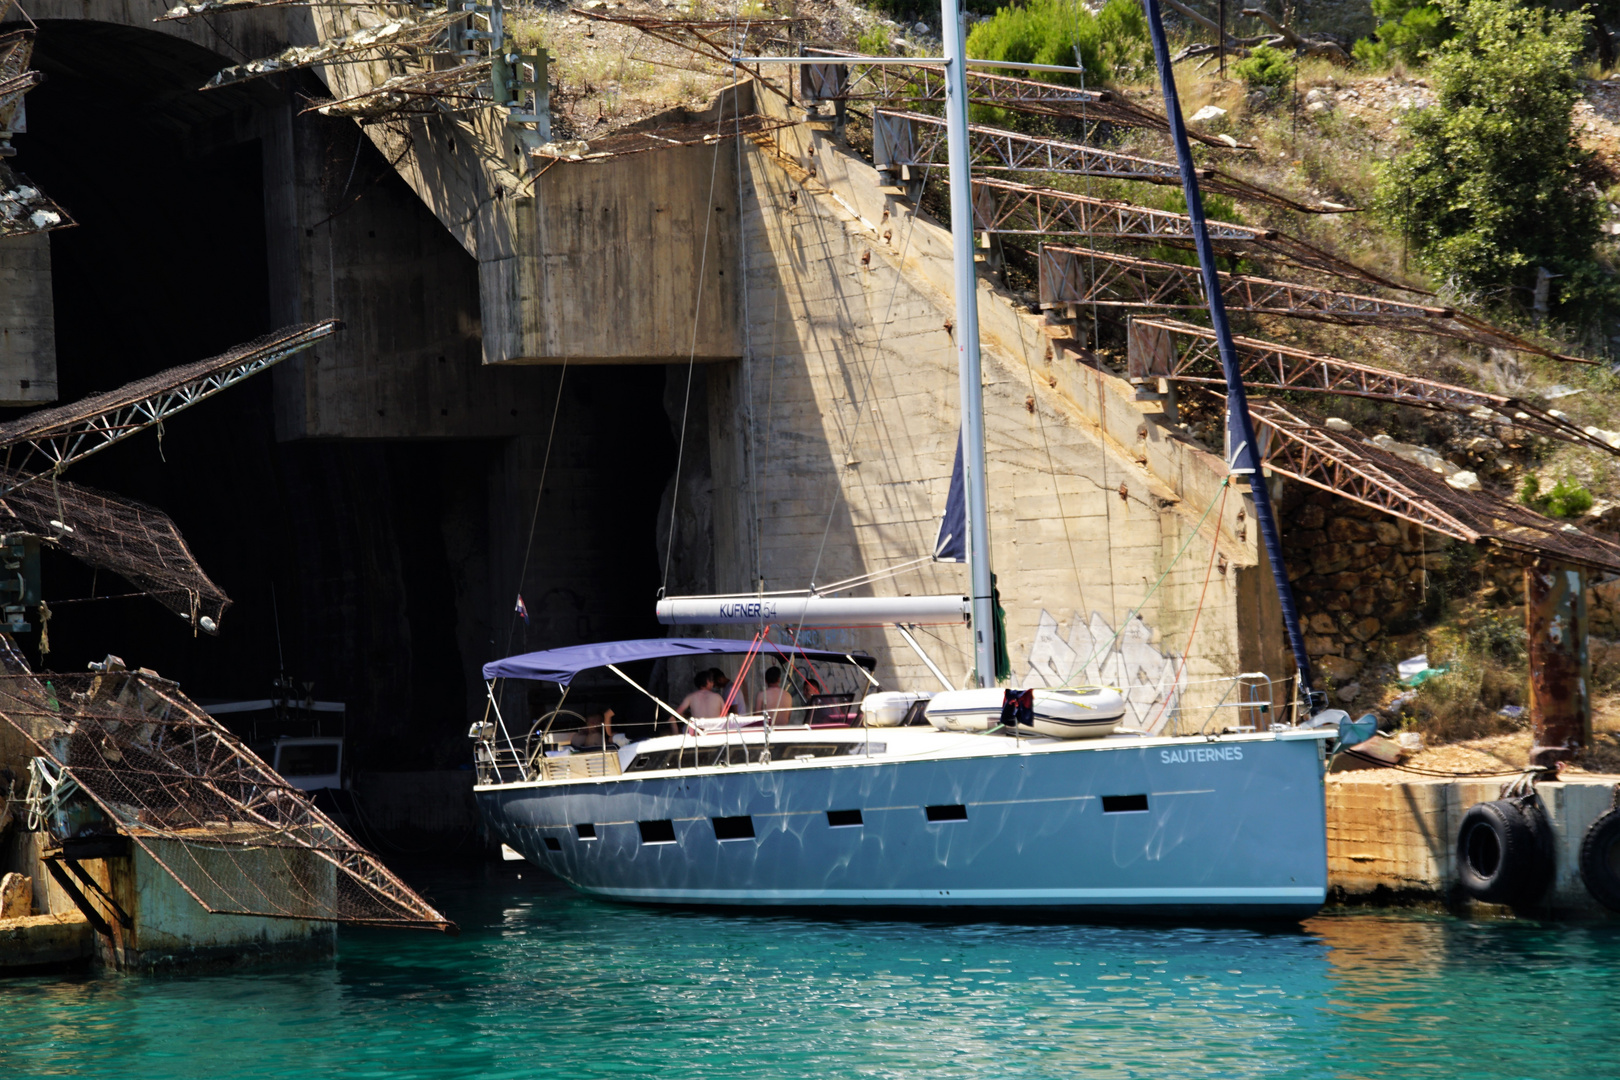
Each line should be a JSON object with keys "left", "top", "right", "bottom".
{"left": 3, "top": 868, "right": 1619, "bottom": 1080}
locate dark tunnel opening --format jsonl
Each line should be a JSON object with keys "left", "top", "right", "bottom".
{"left": 7, "top": 21, "right": 677, "bottom": 773}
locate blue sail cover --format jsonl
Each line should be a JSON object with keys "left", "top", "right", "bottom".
{"left": 933, "top": 432, "right": 966, "bottom": 562}
{"left": 484, "top": 638, "right": 876, "bottom": 684}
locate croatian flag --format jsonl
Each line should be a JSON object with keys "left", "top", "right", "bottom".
{"left": 514, "top": 595, "right": 529, "bottom": 625}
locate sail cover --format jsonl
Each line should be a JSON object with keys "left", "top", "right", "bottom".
{"left": 933, "top": 432, "right": 966, "bottom": 562}
{"left": 485, "top": 637, "right": 876, "bottom": 684}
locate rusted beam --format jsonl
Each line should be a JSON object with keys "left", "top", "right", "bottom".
{"left": 577, "top": 10, "right": 802, "bottom": 101}
{"left": 1526, "top": 560, "right": 1591, "bottom": 767}
{"left": 1132, "top": 317, "right": 1615, "bottom": 453}
{"left": 970, "top": 178, "right": 1415, "bottom": 291}
{"left": 875, "top": 109, "right": 1347, "bottom": 213}
{"left": 1042, "top": 246, "right": 1585, "bottom": 362}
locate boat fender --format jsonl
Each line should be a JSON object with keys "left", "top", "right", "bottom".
{"left": 1456, "top": 799, "right": 1552, "bottom": 906}
{"left": 1579, "top": 797, "right": 1620, "bottom": 911}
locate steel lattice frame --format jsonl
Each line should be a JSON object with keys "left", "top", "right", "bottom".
{"left": 874, "top": 109, "right": 1344, "bottom": 214}
{"left": 970, "top": 177, "right": 1410, "bottom": 291}
{"left": 1137, "top": 317, "right": 1616, "bottom": 455}
{"left": 577, "top": 10, "right": 802, "bottom": 100}
{"left": 1247, "top": 399, "right": 1620, "bottom": 571}
{"left": 0, "top": 659, "right": 455, "bottom": 930}
{"left": 308, "top": 58, "right": 494, "bottom": 123}
{"left": 203, "top": 10, "right": 461, "bottom": 89}
{"left": 1041, "top": 246, "right": 1584, "bottom": 362}
{"left": 0, "top": 322, "right": 341, "bottom": 496}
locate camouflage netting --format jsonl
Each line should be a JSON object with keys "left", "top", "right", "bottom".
{"left": 0, "top": 472, "right": 230, "bottom": 629}
{"left": 2, "top": 648, "right": 454, "bottom": 931}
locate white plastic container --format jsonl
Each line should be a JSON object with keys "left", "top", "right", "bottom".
{"left": 860, "top": 690, "right": 933, "bottom": 727}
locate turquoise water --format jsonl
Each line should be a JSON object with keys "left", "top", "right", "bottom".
{"left": 6, "top": 866, "right": 1620, "bottom": 1079}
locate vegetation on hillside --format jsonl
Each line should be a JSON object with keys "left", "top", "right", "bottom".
{"left": 964, "top": 0, "right": 1154, "bottom": 86}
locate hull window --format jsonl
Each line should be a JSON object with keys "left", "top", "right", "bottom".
{"left": 827, "top": 809, "right": 863, "bottom": 828}
{"left": 1102, "top": 794, "right": 1150, "bottom": 814}
{"left": 639, "top": 819, "right": 678, "bottom": 844}
{"left": 575, "top": 823, "right": 597, "bottom": 840}
{"left": 544, "top": 837, "right": 562, "bottom": 851}
{"left": 711, "top": 816, "right": 755, "bottom": 841}
{"left": 925, "top": 804, "right": 968, "bottom": 822}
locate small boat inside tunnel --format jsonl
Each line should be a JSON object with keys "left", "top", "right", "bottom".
{"left": 3, "top": 18, "right": 680, "bottom": 778}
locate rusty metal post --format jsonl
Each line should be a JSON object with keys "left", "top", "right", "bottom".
{"left": 1526, "top": 558, "right": 1591, "bottom": 766}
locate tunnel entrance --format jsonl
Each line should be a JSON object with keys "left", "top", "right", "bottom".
{"left": 6, "top": 21, "right": 677, "bottom": 774}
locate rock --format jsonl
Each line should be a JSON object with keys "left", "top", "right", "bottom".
{"left": 1373, "top": 521, "right": 1401, "bottom": 545}
{"left": 1368, "top": 433, "right": 1461, "bottom": 476}
{"left": 1324, "top": 417, "right": 1354, "bottom": 432}
{"left": 1446, "top": 470, "right": 1483, "bottom": 492}
{"left": 1311, "top": 542, "right": 1352, "bottom": 575}
{"left": 1328, "top": 571, "right": 1363, "bottom": 592}
{"left": 1328, "top": 518, "right": 1377, "bottom": 543}
{"left": 1305, "top": 87, "right": 1329, "bottom": 105}
{"left": 1297, "top": 504, "right": 1325, "bottom": 530}
{"left": 1395, "top": 731, "right": 1425, "bottom": 753}
{"left": 1318, "top": 654, "right": 1362, "bottom": 682}
{"left": 1189, "top": 105, "right": 1227, "bottom": 124}
{"left": 1336, "top": 681, "right": 1362, "bottom": 703}
{"left": 913, "top": 21, "right": 929, "bottom": 33}
{"left": 1464, "top": 435, "right": 1504, "bottom": 455}
{"left": 0, "top": 872, "right": 30, "bottom": 919}
{"left": 1309, "top": 613, "right": 1337, "bottom": 634}
{"left": 1306, "top": 100, "right": 1333, "bottom": 114}
{"left": 1585, "top": 426, "right": 1620, "bottom": 449}
{"left": 1348, "top": 616, "right": 1381, "bottom": 642}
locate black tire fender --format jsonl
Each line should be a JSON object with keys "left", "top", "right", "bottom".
{"left": 1579, "top": 808, "right": 1620, "bottom": 911}
{"left": 1456, "top": 799, "right": 1552, "bottom": 906}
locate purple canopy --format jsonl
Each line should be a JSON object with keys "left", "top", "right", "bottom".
{"left": 483, "top": 637, "right": 877, "bottom": 685}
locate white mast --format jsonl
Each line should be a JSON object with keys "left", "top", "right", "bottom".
{"left": 940, "top": 0, "right": 998, "bottom": 687}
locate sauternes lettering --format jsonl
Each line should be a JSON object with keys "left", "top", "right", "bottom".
{"left": 1160, "top": 746, "right": 1244, "bottom": 764}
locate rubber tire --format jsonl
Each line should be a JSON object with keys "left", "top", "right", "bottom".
{"left": 1456, "top": 800, "right": 1549, "bottom": 906}
{"left": 1579, "top": 808, "right": 1620, "bottom": 912}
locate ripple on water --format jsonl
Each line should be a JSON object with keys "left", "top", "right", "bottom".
{"left": 5, "top": 869, "right": 1620, "bottom": 1080}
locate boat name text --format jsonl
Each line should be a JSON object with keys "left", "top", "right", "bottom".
{"left": 1160, "top": 746, "right": 1243, "bottom": 764}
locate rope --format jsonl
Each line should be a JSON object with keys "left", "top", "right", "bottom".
{"left": 1064, "top": 477, "right": 1230, "bottom": 686}
{"left": 1340, "top": 748, "right": 1552, "bottom": 779}
{"left": 504, "top": 357, "right": 569, "bottom": 656}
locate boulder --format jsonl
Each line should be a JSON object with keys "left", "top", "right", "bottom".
{"left": 1336, "top": 681, "right": 1362, "bottom": 703}
{"left": 1373, "top": 521, "right": 1402, "bottom": 545}
{"left": 1297, "top": 504, "right": 1326, "bottom": 530}
{"left": 1305, "top": 634, "right": 1342, "bottom": 656}
{"left": 1348, "top": 616, "right": 1381, "bottom": 642}
{"left": 1318, "top": 654, "right": 1362, "bottom": 682}
{"left": 1311, "top": 543, "right": 1352, "bottom": 575}
{"left": 1308, "top": 613, "right": 1337, "bottom": 634}
{"left": 1327, "top": 518, "right": 1377, "bottom": 543}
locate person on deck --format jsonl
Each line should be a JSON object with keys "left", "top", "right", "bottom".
{"left": 571, "top": 707, "right": 614, "bottom": 751}
{"left": 755, "top": 667, "right": 792, "bottom": 722}
{"left": 671, "top": 671, "right": 725, "bottom": 734}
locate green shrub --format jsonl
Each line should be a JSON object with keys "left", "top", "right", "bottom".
{"left": 965, "top": 0, "right": 1153, "bottom": 87}
{"left": 1374, "top": 0, "right": 1600, "bottom": 313}
{"left": 1232, "top": 43, "right": 1296, "bottom": 89}
{"left": 1521, "top": 474, "right": 1595, "bottom": 516}
{"left": 1353, "top": 0, "right": 1452, "bottom": 68}
{"left": 856, "top": 25, "right": 891, "bottom": 56}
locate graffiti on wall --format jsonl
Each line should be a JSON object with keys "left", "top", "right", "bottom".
{"left": 1022, "top": 609, "right": 1185, "bottom": 734}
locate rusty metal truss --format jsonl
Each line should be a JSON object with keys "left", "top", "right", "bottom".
{"left": 970, "top": 178, "right": 1412, "bottom": 292}
{"left": 1135, "top": 317, "right": 1616, "bottom": 456}
{"left": 796, "top": 53, "right": 1232, "bottom": 147}
{"left": 0, "top": 163, "right": 74, "bottom": 238}
{"left": 157, "top": 0, "right": 387, "bottom": 22}
{"left": 1041, "top": 246, "right": 1584, "bottom": 363}
{"left": 1247, "top": 398, "right": 1620, "bottom": 571}
{"left": 0, "top": 654, "right": 456, "bottom": 930}
{"left": 203, "top": 10, "right": 461, "bottom": 89}
{"left": 308, "top": 58, "right": 493, "bottom": 123}
{"left": 1, "top": 29, "right": 38, "bottom": 137}
{"left": 0, "top": 322, "right": 341, "bottom": 497}
{"left": 532, "top": 113, "right": 794, "bottom": 162}
{"left": 576, "top": 10, "right": 801, "bottom": 100}
{"left": 874, "top": 109, "right": 1347, "bottom": 214}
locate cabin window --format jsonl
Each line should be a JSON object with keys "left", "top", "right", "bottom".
{"left": 711, "top": 816, "right": 755, "bottom": 841}
{"left": 827, "top": 809, "right": 863, "bottom": 828}
{"left": 639, "top": 819, "right": 677, "bottom": 844}
{"left": 925, "top": 804, "right": 968, "bottom": 822}
{"left": 575, "top": 823, "right": 597, "bottom": 840}
{"left": 1102, "top": 794, "right": 1149, "bottom": 814}
{"left": 544, "top": 837, "right": 562, "bottom": 851}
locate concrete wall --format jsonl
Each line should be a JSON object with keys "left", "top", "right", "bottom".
{"left": 693, "top": 110, "right": 1288, "bottom": 727}
{"left": 0, "top": 233, "right": 58, "bottom": 404}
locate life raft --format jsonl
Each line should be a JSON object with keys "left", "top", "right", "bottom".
{"left": 924, "top": 687, "right": 1126, "bottom": 738}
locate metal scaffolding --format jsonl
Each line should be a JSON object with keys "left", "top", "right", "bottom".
{"left": 1129, "top": 316, "right": 1617, "bottom": 455}
{"left": 1247, "top": 398, "right": 1620, "bottom": 572}
{"left": 874, "top": 109, "right": 1348, "bottom": 213}
{"left": 202, "top": 10, "right": 463, "bottom": 89}
{"left": 969, "top": 177, "right": 1413, "bottom": 291}
{"left": 576, "top": 10, "right": 801, "bottom": 100}
{"left": 0, "top": 322, "right": 340, "bottom": 497}
{"left": 1041, "top": 246, "right": 1583, "bottom": 362}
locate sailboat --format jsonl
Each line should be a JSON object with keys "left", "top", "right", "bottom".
{"left": 470, "top": 0, "right": 1337, "bottom": 919}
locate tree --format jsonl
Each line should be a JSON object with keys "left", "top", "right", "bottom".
{"left": 1375, "top": 0, "right": 1600, "bottom": 313}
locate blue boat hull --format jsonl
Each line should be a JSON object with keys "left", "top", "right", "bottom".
{"left": 476, "top": 733, "right": 1329, "bottom": 920}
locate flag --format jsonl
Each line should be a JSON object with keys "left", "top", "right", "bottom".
{"left": 514, "top": 595, "right": 528, "bottom": 625}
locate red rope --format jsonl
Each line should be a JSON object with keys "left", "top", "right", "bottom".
{"left": 720, "top": 630, "right": 765, "bottom": 715}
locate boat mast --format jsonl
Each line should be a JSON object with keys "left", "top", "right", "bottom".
{"left": 1138, "top": 0, "right": 1320, "bottom": 709}
{"left": 941, "top": 0, "right": 998, "bottom": 688}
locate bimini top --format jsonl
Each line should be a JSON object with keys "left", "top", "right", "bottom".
{"left": 483, "top": 637, "right": 877, "bottom": 685}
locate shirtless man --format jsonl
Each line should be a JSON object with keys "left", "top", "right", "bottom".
{"left": 754, "top": 666, "right": 792, "bottom": 722}
{"left": 570, "top": 707, "right": 614, "bottom": 750}
{"left": 671, "top": 670, "right": 725, "bottom": 734}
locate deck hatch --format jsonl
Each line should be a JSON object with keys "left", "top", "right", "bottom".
{"left": 827, "top": 809, "right": 863, "bottom": 828}
{"left": 925, "top": 804, "right": 968, "bottom": 822}
{"left": 575, "top": 823, "right": 597, "bottom": 840}
{"left": 711, "top": 816, "right": 755, "bottom": 841}
{"left": 639, "top": 819, "right": 677, "bottom": 844}
{"left": 1102, "top": 794, "right": 1150, "bottom": 813}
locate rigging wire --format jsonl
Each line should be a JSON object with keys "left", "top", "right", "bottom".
{"left": 1143, "top": 477, "right": 1231, "bottom": 732}
{"left": 503, "top": 357, "right": 570, "bottom": 656}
